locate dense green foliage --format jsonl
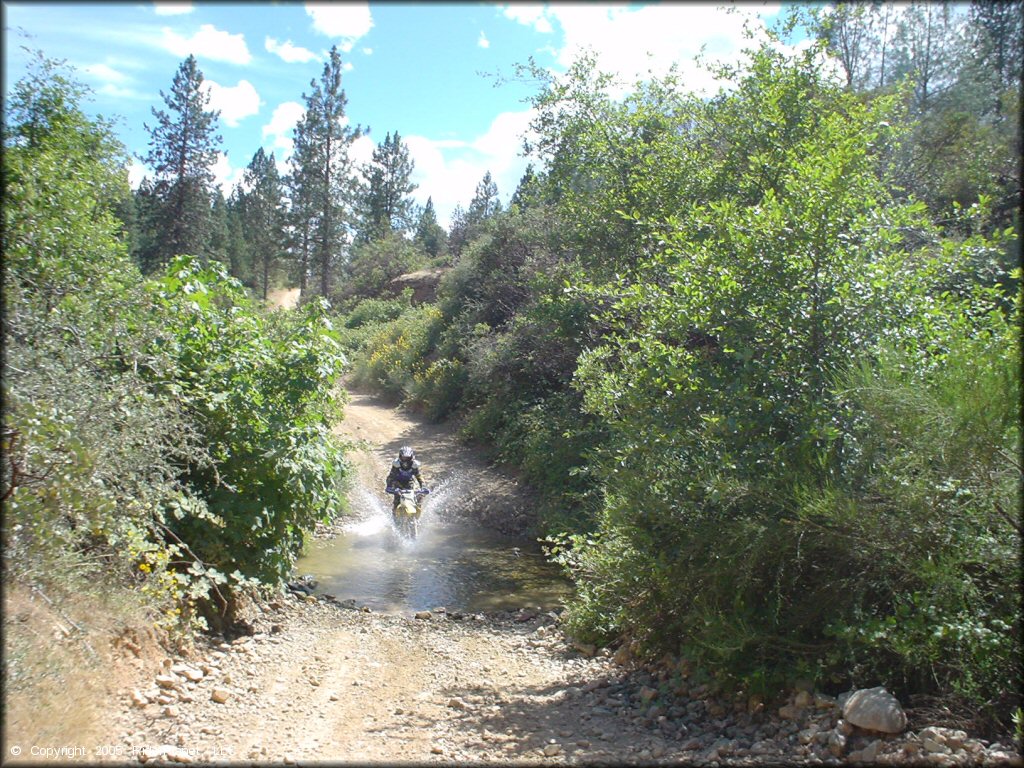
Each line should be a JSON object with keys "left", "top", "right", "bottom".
{"left": 2, "top": 58, "right": 349, "bottom": 633}
{"left": 339, "top": 7, "right": 1021, "bottom": 733}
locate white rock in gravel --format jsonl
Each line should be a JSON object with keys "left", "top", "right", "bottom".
{"left": 130, "top": 690, "right": 148, "bottom": 708}
{"left": 543, "top": 744, "right": 563, "bottom": 756}
{"left": 155, "top": 674, "right": 179, "bottom": 689}
{"left": 842, "top": 686, "right": 907, "bottom": 733}
{"left": 923, "top": 737, "right": 952, "bottom": 755}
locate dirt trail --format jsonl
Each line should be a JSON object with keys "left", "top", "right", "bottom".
{"left": 89, "top": 392, "right": 1019, "bottom": 766}
{"left": 336, "top": 388, "right": 536, "bottom": 534}
{"left": 99, "top": 390, "right": 640, "bottom": 765}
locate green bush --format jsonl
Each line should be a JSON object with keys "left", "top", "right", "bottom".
{"left": 555, "top": 40, "right": 1021, "bottom": 729}
{"left": 808, "top": 297, "right": 1021, "bottom": 721}
{"left": 349, "top": 304, "right": 443, "bottom": 402}
{"left": 146, "top": 256, "right": 350, "bottom": 615}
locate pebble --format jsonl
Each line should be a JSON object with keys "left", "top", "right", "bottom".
{"left": 210, "top": 688, "right": 231, "bottom": 703}
{"left": 155, "top": 674, "right": 178, "bottom": 689}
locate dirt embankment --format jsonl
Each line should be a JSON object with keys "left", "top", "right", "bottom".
{"left": 8, "top": 390, "right": 1020, "bottom": 766}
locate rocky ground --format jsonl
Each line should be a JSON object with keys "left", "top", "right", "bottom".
{"left": 104, "top": 596, "right": 1021, "bottom": 766}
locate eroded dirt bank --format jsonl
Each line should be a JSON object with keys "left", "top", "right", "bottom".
{"left": 30, "top": 390, "right": 1020, "bottom": 766}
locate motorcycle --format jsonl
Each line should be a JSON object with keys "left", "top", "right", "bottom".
{"left": 388, "top": 487, "right": 429, "bottom": 539}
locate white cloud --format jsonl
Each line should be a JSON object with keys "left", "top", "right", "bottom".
{"left": 501, "top": 5, "right": 553, "bottom": 34}
{"left": 362, "top": 47, "right": 373, "bottom": 56}
{"left": 261, "top": 101, "right": 306, "bottom": 159}
{"left": 83, "top": 62, "right": 130, "bottom": 84}
{"left": 161, "top": 23, "right": 252, "bottom": 65}
{"left": 203, "top": 79, "right": 261, "bottom": 127}
{"left": 82, "top": 61, "right": 149, "bottom": 101}
{"left": 405, "top": 109, "right": 536, "bottom": 228}
{"left": 478, "top": 31, "right": 490, "bottom": 49}
{"left": 127, "top": 158, "right": 150, "bottom": 189}
{"left": 212, "top": 152, "right": 245, "bottom": 192}
{"left": 98, "top": 83, "right": 150, "bottom": 101}
{"left": 153, "top": 2, "right": 193, "bottom": 16}
{"left": 349, "top": 133, "right": 376, "bottom": 174}
{"left": 305, "top": 3, "right": 373, "bottom": 52}
{"left": 265, "top": 36, "right": 319, "bottom": 64}
{"left": 503, "top": 4, "right": 783, "bottom": 97}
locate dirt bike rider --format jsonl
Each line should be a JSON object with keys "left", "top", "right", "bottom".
{"left": 385, "top": 446, "right": 428, "bottom": 511}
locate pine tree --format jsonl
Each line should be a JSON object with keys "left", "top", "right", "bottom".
{"left": 290, "top": 46, "right": 360, "bottom": 298}
{"left": 510, "top": 163, "right": 542, "bottom": 211}
{"left": 967, "top": 0, "right": 1023, "bottom": 115}
{"left": 225, "top": 186, "right": 251, "bottom": 286}
{"left": 286, "top": 111, "right": 315, "bottom": 294}
{"left": 447, "top": 204, "right": 470, "bottom": 260}
{"left": 467, "top": 170, "right": 502, "bottom": 226}
{"left": 207, "top": 186, "right": 231, "bottom": 267}
{"left": 240, "top": 148, "right": 287, "bottom": 300}
{"left": 130, "top": 177, "right": 162, "bottom": 272}
{"left": 142, "top": 55, "right": 222, "bottom": 272}
{"left": 413, "top": 197, "right": 447, "bottom": 259}
{"left": 358, "top": 131, "right": 417, "bottom": 243}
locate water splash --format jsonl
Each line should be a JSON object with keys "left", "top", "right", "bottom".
{"left": 298, "top": 476, "right": 572, "bottom": 613}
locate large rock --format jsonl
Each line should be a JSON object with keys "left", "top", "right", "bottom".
{"left": 388, "top": 268, "right": 449, "bottom": 305}
{"left": 842, "top": 686, "right": 907, "bottom": 733}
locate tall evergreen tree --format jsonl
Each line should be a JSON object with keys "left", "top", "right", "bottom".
{"left": 290, "top": 46, "right": 360, "bottom": 298}
{"left": 286, "top": 112, "right": 315, "bottom": 294}
{"left": 239, "top": 148, "right": 287, "bottom": 300}
{"left": 467, "top": 170, "right": 502, "bottom": 226}
{"left": 357, "top": 131, "right": 417, "bottom": 243}
{"left": 967, "top": 0, "right": 1023, "bottom": 115}
{"left": 141, "top": 55, "right": 222, "bottom": 272}
{"left": 510, "top": 163, "right": 542, "bottom": 211}
{"left": 207, "top": 186, "right": 231, "bottom": 267}
{"left": 447, "top": 204, "right": 470, "bottom": 260}
{"left": 413, "top": 197, "right": 447, "bottom": 259}
{"left": 225, "top": 186, "right": 251, "bottom": 286}
{"left": 130, "top": 177, "right": 161, "bottom": 271}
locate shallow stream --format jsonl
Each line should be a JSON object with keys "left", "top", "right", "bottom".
{"left": 296, "top": 483, "right": 573, "bottom": 614}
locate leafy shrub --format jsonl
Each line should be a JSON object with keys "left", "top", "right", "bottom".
{"left": 336, "top": 232, "right": 428, "bottom": 302}
{"left": 556, "top": 40, "right": 1021, "bottom": 727}
{"left": 343, "top": 294, "right": 409, "bottom": 329}
{"left": 1, "top": 55, "right": 194, "bottom": 631}
{"left": 146, "top": 256, "right": 350, "bottom": 620}
{"left": 349, "top": 305, "right": 443, "bottom": 402}
{"left": 808, "top": 295, "right": 1021, "bottom": 723}
{"left": 409, "top": 358, "right": 468, "bottom": 422}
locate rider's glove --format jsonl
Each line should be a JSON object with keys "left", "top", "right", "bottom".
{"left": 385, "top": 487, "right": 396, "bottom": 494}
{"left": 420, "top": 487, "right": 430, "bottom": 494}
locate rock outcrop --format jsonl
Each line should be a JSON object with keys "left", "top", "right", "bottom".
{"left": 388, "top": 268, "right": 449, "bottom": 305}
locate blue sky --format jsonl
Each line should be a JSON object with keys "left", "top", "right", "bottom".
{"left": 3, "top": 1, "right": 786, "bottom": 226}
